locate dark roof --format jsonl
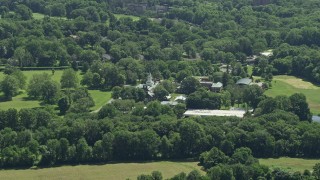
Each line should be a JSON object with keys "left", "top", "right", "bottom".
{"left": 236, "top": 78, "right": 252, "bottom": 85}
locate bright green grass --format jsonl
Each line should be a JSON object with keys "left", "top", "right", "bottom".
{"left": 259, "top": 157, "right": 319, "bottom": 172}
{"left": 0, "top": 91, "right": 41, "bottom": 110}
{"left": 106, "top": 14, "right": 140, "bottom": 26}
{"left": 0, "top": 161, "right": 203, "bottom": 180}
{"left": 33, "top": 13, "right": 67, "bottom": 20}
{"left": 114, "top": 14, "right": 140, "bottom": 21}
{"left": 0, "top": 70, "right": 111, "bottom": 111}
{"left": 247, "top": 65, "right": 253, "bottom": 75}
{"left": 265, "top": 75, "right": 320, "bottom": 114}
{"left": 0, "top": 70, "right": 63, "bottom": 110}
{"left": 88, "top": 90, "right": 112, "bottom": 111}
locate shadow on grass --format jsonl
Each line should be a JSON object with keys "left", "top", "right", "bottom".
{"left": 6, "top": 158, "right": 202, "bottom": 171}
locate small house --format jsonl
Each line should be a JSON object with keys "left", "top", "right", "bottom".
{"left": 236, "top": 78, "right": 252, "bottom": 86}
{"left": 211, "top": 82, "right": 223, "bottom": 92}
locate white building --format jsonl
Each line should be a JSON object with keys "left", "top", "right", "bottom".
{"left": 184, "top": 109, "right": 246, "bottom": 118}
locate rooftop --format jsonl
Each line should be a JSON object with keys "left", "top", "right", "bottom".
{"left": 236, "top": 78, "right": 252, "bottom": 85}
{"left": 212, "top": 82, "right": 223, "bottom": 88}
{"left": 184, "top": 109, "right": 246, "bottom": 118}
{"left": 174, "top": 95, "right": 186, "bottom": 101}
{"left": 161, "top": 101, "right": 178, "bottom": 106}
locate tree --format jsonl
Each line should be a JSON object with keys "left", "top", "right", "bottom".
{"left": 98, "top": 104, "right": 117, "bottom": 119}
{"left": 1, "top": 75, "right": 19, "bottom": 100}
{"left": 15, "top": 5, "right": 33, "bottom": 20}
{"left": 60, "top": 69, "right": 79, "bottom": 89}
{"left": 257, "top": 97, "right": 277, "bottom": 115}
{"left": 180, "top": 77, "right": 200, "bottom": 95}
{"left": 152, "top": 171, "right": 163, "bottom": 180}
{"left": 11, "top": 70, "right": 27, "bottom": 89}
{"left": 27, "top": 73, "right": 51, "bottom": 99}
{"left": 289, "top": 93, "right": 312, "bottom": 121}
{"left": 199, "top": 147, "right": 229, "bottom": 169}
{"left": 313, "top": 163, "right": 320, "bottom": 179}
{"left": 41, "top": 80, "right": 60, "bottom": 104}
{"left": 19, "top": 109, "right": 36, "bottom": 130}
{"left": 58, "top": 97, "right": 70, "bottom": 115}
{"left": 154, "top": 85, "right": 169, "bottom": 101}
{"left": 76, "top": 138, "right": 92, "bottom": 163}
{"left": 179, "top": 120, "right": 205, "bottom": 156}
{"left": 243, "top": 85, "right": 264, "bottom": 109}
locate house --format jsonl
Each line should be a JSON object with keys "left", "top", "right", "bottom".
{"left": 246, "top": 55, "right": 258, "bottom": 65}
{"left": 174, "top": 95, "right": 186, "bottom": 102}
{"left": 161, "top": 101, "right": 178, "bottom": 106}
{"left": 211, "top": 82, "right": 223, "bottom": 92}
{"left": 136, "top": 73, "right": 159, "bottom": 99}
{"left": 184, "top": 109, "right": 246, "bottom": 118}
{"left": 199, "top": 77, "right": 213, "bottom": 88}
{"left": 236, "top": 78, "right": 252, "bottom": 86}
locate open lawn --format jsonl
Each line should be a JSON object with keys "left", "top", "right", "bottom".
{"left": 0, "top": 91, "right": 41, "bottom": 110}
{"left": 265, "top": 75, "right": 320, "bottom": 114}
{"left": 0, "top": 161, "right": 204, "bottom": 180}
{"left": 0, "top": 70, "right": 111, "bottom": 111}
{"left": 89, "top": 90, "right": 112, "bottom": 111}
{"left": 33, "top": 13, "right": 67, "bottom": 20}
{"left": 259, "top": 157, "right": 319, "bottom": 172}
{"left": 114, "top": 14, "right": 140, "bottom": 21}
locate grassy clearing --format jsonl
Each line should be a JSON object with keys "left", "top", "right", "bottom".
{"left": 114, "top": 14, "right": 140, "bottom": 21}
{"left": 89, "top": 90, "right": 112, "bottom": 111}
{"left": 0, "top": 91, "right": 41, "bottom": 110}
{"left": 0, "top": 161, "right": 203, "bottom": 180}
{"left": 259, "top": 157, "right": 319, "bottom": 172}
{"left": 265, "top": 75, "right": 320, "bottom": 114}
{"left": 0, "top": 70, "right": 111, "bottom": 111}
{"left": 33, "top": 13, "right": 67, "bottom": 20}
{"left": 247, "top": 65, "right": 253, "bottom": 75}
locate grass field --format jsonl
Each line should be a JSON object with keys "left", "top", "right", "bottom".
{"left": 265, "top": 75, "right": 320, "bottom": 114}
{"left": 259, "top": 157, "right": 319, "bottom": 172}
{"left": 89, "top": 90, "right": 112, "bottom": 111}
{"left": 33, "top": 13, "right": 67, "bottom": 20}
{"left": 0, "top": 161, "right": 204, "bottom": 180}
{"left": 0, "top": 70, "right": 111, "bottom": 111}
{"left": 114, "top": 14, "right": 140, "bottom": 21}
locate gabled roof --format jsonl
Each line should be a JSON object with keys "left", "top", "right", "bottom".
{"left": 212, "top": 82, "right": 223, "bottom": 88}
{"left": 236, "top": 78, "right": 252, "bottom": 85}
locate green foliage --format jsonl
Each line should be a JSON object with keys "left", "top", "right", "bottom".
{"left": 180, "top": 77, "right": 199, "bottom": 95}
{"left": 199, "top": 147, "right": 229, "bottom": 169}
{"left": 1, "top": 75, "right": 19, "bottom": 100}
{"left": 60, "top": 69, "right": 79, "bottom": 89}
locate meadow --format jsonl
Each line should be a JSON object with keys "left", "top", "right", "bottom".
{"left": 265, "top": 75, "right": 320, "bottom": 114}
{"left": 0, "top": 161, "right": 203, "bottom": 180}
{"left": 0, "top": 70, "right": 111, "bottom": 111}
{"left": 114, "top": 14, "right": 140, "bottom": 21}
{"left": 259, "top": 157, "right": 319, "bottom": 173}
{"left": 33, "top": 13, "right": 67, "bottom": 20}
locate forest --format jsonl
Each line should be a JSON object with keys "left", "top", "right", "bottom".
{"left": 1, "top": 0, "right": 320, "bottom": 179}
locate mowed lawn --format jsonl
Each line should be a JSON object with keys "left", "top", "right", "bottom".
{"left": 259, "top": 157, "right": 320, "bottom": 172}
{"left": 0, "top": 70, "right": 111, "bottom": 111}
{"left": 33, "top": 13, "right": 67, "bottom": 20}
{"left": 0, "top": 161, "right": 204, "bottom": 180}
{"left": 114, "top": 14, "right": 140, "bottom": 21}
{"left": 265, "top": 75, "right": 320, "bottom": 114}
